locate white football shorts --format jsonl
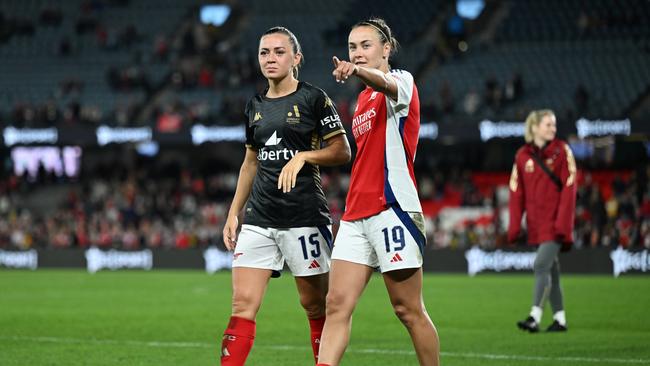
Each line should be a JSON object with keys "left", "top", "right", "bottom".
{"left": 232, "top": 224, "right": 333, "bottom": 277}
{"left": 332, "top": 206, "right": 426, "bottom": 273}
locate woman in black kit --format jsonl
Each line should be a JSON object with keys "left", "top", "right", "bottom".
{"left": 219, "top": 26, "right": 351, "bottom": 366}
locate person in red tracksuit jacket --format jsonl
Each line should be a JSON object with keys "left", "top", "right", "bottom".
{"left": 508, "top": 109, "right": 577, "bottom": 333}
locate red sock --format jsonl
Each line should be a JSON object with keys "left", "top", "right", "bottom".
{"left": 221, "top": 316, "right": 256, "bottom": 366}
{"left": 309, "top": 316, "right": 326, "bottom": 364}
{"left": 316, "top": 364, "right": 331, "bottom": 366}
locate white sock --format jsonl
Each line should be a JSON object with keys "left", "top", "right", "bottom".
{"left": 553, "top": 310, "right": 566, "bottom": 326}
{"left": 529, "top": 306, "right": 543, "bottom": 324}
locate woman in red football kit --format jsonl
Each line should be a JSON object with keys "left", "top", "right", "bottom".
{"left": 508, "top": 110, "right": 577, "bottom": 333}
{"left": 220, "top": 27, "right": 350, "bottom": 365}
{"left": 317, "top": 18, "right": 439, "bottom": 366}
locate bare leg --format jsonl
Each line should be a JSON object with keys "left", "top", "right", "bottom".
{"left": 295, "top": 273, "right": 329, "bottom": 364}
{"left": 231, "top": 267, "right": 272, "bottom": 320}
{"left": 221, "top": 267, "right": 273, "bottom": 365}
{"left": 317, "top": 260, "right": 373, "bottom": 366}
{"left": 383, "top": 268, "right": 439, "bottom": 366}
{"left": 295, "top": 273, "right": 329, "bottom": 319}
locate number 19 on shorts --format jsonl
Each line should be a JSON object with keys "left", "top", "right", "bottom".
{"left": 382, "top": 226, "right": 405, "bottom": 253}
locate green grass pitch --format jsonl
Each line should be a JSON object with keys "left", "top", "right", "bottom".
{"left": 1, "top": 269, "right": 649, "bottom": 365}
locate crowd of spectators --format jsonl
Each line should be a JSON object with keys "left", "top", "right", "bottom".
{"left": 574, "top": 169, "right": 650, "bottom": 249}
{"left": 2, "top": 160, "right": 649, "bottom": 252}
{"left": 1, "top": 2, "right": 649, "bottom": 253}
{"left": 1, "top": 163, "right": 236, "bottom": 251}
{"left": 423, "top": 165, "right": 650, "bottom": 251}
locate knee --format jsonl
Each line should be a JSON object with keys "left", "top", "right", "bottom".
{"left": 533, "top": 258, "right": 552, "bottom": 274}
{"left": 299, "top": 292, "right": 326, "bottom": 319}
{"left": 325, "top": 290, "right": 353, "bottom": 317}
{"left": 393, "top": 303, "right": 424, "bottom": 329}
{"left": 231, "top": 289, "right": 261, "bottom": 318}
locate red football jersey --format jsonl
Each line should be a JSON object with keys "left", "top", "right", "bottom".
{"left": 343, "top": 69, "right": 422, "bottom": 221}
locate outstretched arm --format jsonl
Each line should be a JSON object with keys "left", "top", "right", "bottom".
{"left": 331, "top": 56, "right": 398, "bottom": 101}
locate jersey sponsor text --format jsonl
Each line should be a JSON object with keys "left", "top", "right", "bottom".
{"left": 352, "top": 107, "right": 376, "bottom": 138}
{"left": 257, "top": 147, "right": 298, "bottom": 161}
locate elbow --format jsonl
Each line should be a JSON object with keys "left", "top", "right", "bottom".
{"left": 241, "top": 159, "right": 258, "bottom": 173}
{"left": 332, "top": 135, "right": 352, "bottom": 165}
{"left": 340, "top": 144, "right": 352, "bottom": 164}
{"left": 325, "top": 136, "right": 352, "bottom": 165}
{"left": 342, "top": 145, "right": 352, "bottom": 163}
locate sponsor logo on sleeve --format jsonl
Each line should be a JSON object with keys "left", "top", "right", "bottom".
{"left": 320, "top": 114, "right": 342, "bottom": 130}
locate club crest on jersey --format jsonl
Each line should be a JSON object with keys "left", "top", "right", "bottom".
{"left": 525, "top": 158, "right": 534, "bottom": 173}
{"left": 545, "top": 158, "right": 554, "bottom": 168}
{"left": 369, "top": 91, "right": 379, "bottom": 100}
{"left": 286, "top": 105, "right": 301, "bottom": 124}
{"left": 254, "top": 112, "right": 262, "bottom": 122}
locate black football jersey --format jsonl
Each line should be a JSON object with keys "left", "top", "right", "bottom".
{"left": 244, "top": 82, "right": 345, "bottom": 228}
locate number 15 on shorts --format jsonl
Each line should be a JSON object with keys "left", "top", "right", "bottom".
{"left": 299, "top": 233, "right": 321, "bottom": 259}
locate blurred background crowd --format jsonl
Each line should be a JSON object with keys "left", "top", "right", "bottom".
{"left": 1, "top": 0, "right": 649, "bottom": 251}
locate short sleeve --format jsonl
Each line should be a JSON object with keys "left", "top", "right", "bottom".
{"left": 387, "top": 69, "right": 414, "bottom": 112}
{"left": 244, "top": 99, "right": 255, "bottom": 148}
{"left": 314, "top": 90, "right": 346, "bottom": 140}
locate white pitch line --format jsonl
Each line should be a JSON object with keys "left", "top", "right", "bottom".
{"left": 2, "top": 335, "right": 649, "bottom": 365}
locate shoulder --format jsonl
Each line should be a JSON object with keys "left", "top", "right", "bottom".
{"left": 246, "top": 93, "right": 264, "bottom": 107}
{"left": 389, "top": 69, "right": 414, "bottom": 81}
{"left": 548, "top": 138, "right": 567, "bottom": 150}
{"left": 515, "top": 145, "right": 530, "bottom": 158}
{"left": 244, "top": 95, "right": 259, "bottom": 115}
{"left": 514, "top": 145, "right": 531, "bottom": 164}
{"left": 300, "top": 82, "right": 334, "bottom": 108}
{"left": 552, "top": 139, "right": 572, "bottom": 158}
{"left": 300, "top": 81, "right": 328, "bottom": 99}
{"left": 553, "top": 139, "right": 569, "bottom": 149}
{"left": 389, "top": 69, "right": 412, "bottom": 77}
